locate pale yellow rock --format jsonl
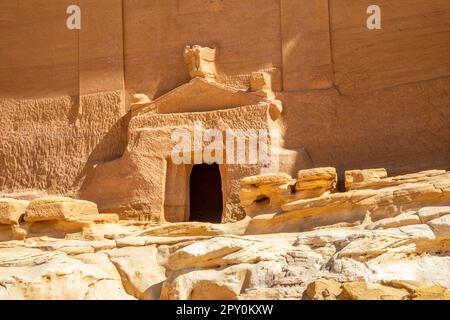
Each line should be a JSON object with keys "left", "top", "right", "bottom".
{"left": 339, "top": 282, "right": 409, "bottom": 300}
{"left": 294, "top": 228, "right": 368, "bottom": 247}
{"left": 410, "top": 285, "right": 450, "bottom": 300}
{"left": 238, "top": 288, "right": 282, "bottom": 300}
{"left": 183, "top": 45, "right": 217, "bottom": 80}
{"left": 245, "top": 170, "right": 448, "bottom": 235}
{"left": 427, "top": 215, "right": 450, "bottom": 239}
{"left": 129, "top": 93, "right": 151, "bottom": 110}
{"left": 0, "top": 198, "right": 29, "bottom": 225}
{"left": 74, "top": 252, "right": 123, "bottom": 280}
{"left": 66, "top": 214, "right": 119, "bottom": 224}
{"left": 240, "top": 178, "right": 293, "bottom": 217}
{"left": 337, "top": 225, "right": 436, "bottom": 262}
{"left": 281, "top": 192, "right": 350, "bottom": 212}
{"left": 383, "top": 280, "right": 450, "bottom": 300}
{"left": 346, "top": 169, "right": 449, "bottom": 191}
{"left": 161, "top": 265, "right": 249, "bottom": 300}
{"left": 167, "top": 237, "right": 253, "bottom": 270}
{"left": 240, "top": 173, "right": 292, "bottom": 187}
{"left": 10, "top": 224, "right": 27, "bottom": 240}
{"left": 106, "top": 246, "right": 166, "bottom": 300}
{"left": 396, "top": 224, "right": 436, "bottom": 241}
{"left": 0, "top": 168, "right": 449, "bottom": 300}
{"left": 345, "top": 168, "right": 388, "bottom": 190}
{"left": 303, "top": 279, "right": 343, "bottom": 300}
{"left": 0, "top": 247, "right": 133, "bottom": 300}
{"left": 27, "top": 238, "right": 116, "bottom": 253}
{"left": 418, "top": 207, "right": 450, "bottom": 223}
{"left": 296, "top": 167, "right": 337, "bottom": 192}
{"left": 167, "top": 236, "right": 288, "bottom": 271}
{"left": 298, "top": 167, "right": 337, "bottom": 181}
{"left": 24, "top": 197, "right": 99, "bottom": 222}
{"left": 367, "top": 213, "right": 421, "bottom": 230}
{"left": 367, "top": 255, "right": 450, "bottom": 289}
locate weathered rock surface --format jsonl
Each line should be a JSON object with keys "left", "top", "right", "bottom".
{"left": 0, "top": 247, "right": 134, "bottom": 300}
{"left": 0, "top": 169, "right": 449, "bottom": 300}
{"left": 304, "top": 279, "right": 450, "bottom": 300}
{"left": 246, "top": 170, "right": 450, "bottom": 234}
{"left": 0, "top": 198, "right": 29, "bottom": 225}
{"left": 24, "top": 197, "right": 100, "bottom": 222}
{"left": 297, "top": 167, "right": 337, "bottom": 192}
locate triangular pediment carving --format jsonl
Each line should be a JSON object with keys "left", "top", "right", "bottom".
{"left": 131, "top": 45, "right": 282, "bottom": 117}
{"left": 133, "top": 77, "right": 267, "bottom": 115}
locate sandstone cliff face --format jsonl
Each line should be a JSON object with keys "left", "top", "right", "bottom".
{"left": 1, "top": 0, "right": 449, "bottom": 205}
{"left": 0, "top": 0, "right": 449, "bottom": 300}
{"left": 0, "top": 169, "right": 449, "bottom": 300}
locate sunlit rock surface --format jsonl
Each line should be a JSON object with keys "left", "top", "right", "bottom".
{"left": 0, "top": 169, "right": 449, "bottom": 300}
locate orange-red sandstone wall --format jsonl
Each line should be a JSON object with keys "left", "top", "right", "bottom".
{"left": 0, "top": 0, "right": 128, "bottom": 195}
{"left": 0, "top": 0, "right": 449, "bottom": 196}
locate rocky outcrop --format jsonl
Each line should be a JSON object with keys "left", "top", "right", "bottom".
{"left": 304, "top": 279, "right": 450, "bottom": 300}
{"left": 296, "top": 167, "right": 337, "bottom": 193}
{"left": 0, "top": 247, "right": 134, "bottom": 300}
{"left": 245, "top": 169, "right": 450, "bottom": 234}
{"left": 24, "top": 197, "right": 100, "bottom": 222}
{"left": 0, "top": 198, "right": 29, "bottom": 240}
{"left": 0, "top": 198, "right": 29, "bottom": 225}
{"left": 0, "top": 168, "right": 449, "bottom": 300}
{"left": 240, "top": 168, "right": 338, "bottom": 217}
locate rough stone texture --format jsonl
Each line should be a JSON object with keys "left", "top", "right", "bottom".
{"left": 418, "top": 207, "right": 450, "bottom": 223}
{"left": 0, "top": 199, "right": 29, "bottom": 225}
{"left": 0, "top": 247, "right": 134, "bottom": 300}
{"left": 296, "top": 167, "right": 337, "bottom": 196}
{"left": 74, "top": 46, "right": 293, "bottom": 222}
{"left": 427, "top": 215, "right": 450, "bottom": 239}
{"left": 367, "top": 213, "right": 421, "bottom": 230}
{"left": 345, "top": 169, "right": 388, "bottom": 191}
{"left": 24, "top": 197, "right": 99, "bottom": 222}
{"left": 1, "top": 0, "right": 449, "bottom": 221}
{"left": 304, "top": 278, "right": 450, "bottom": 300}
{"left": 240, "top": 169, "right": 339, "bottom": 218}
{"left": 240, "top": 173, "right": 295, "bottom": 217}
{"left": 246, "top": 170, "right": 450, "bottom": 234}
{"left": 106, "top": 246, "right": 166, "bottom": 300}
{"left": 0, "top": 0, "right": 450, "bottom": 300}
{"left": 0, "top": 168, "right": 450, "bottom": 300}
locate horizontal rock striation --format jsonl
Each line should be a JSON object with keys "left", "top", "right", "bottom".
{"left": 0, "top": 168, "right": 449, "bottom": 299}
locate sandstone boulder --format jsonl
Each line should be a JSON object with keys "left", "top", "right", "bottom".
{"left": 161, "top": 265, "right": 249, "bottom": 300}
{"left": 339, "top": 282, "right": 409, "bottom": 300}
{"left": 383, "top": 280, "right": 450, "bottom": 300}
{"left": 296, "top": 167, "right": 337, "bottom": 191}
{"left": 367, "top": 212, "right": 421, "bottom": 230}
{"left": 303, "top": 278, "right": 343, "bottom": 300}
{"left": 294, "top": 228, "right": 368, "bottom": 247}
{"left": 106, "top": 246, "right": 166, "bottom": 300}
{"left": 0, "top": 198, "right": 29, "bottom": 225}
{"left": 240, "top": 173, "right": 293, "bottom": 217}
{"left": 0, "top": 247, "right": 133, "bottom": 300}
{"left": 410, "top": 285, "right": 450, "bottom": 300}
{"left": 346, "top": 169, "right": 449, "bottom": 191}
{"left": 345, "top": 168, "right": 388, "bottom": 190}
{"left": 427, "top": 215, "right": 450, "bottom": 239}
{"left": 304, "top": 279, "right": 450, "bottom": 300}
{"left": 24, "top": 197, "right": 99, "bottom": 222}
{"left": 417, "top": 207, "right": 450, "bottom": 223}
{"left": 240, "top": 173, "right": 292, "bottom": 187}
{"left": 167, "top": 237, "right": 253, "bottom": 270}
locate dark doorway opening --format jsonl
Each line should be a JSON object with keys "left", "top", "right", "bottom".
{"left": 189, "top": 163, "right": 223, "bottom": 223}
